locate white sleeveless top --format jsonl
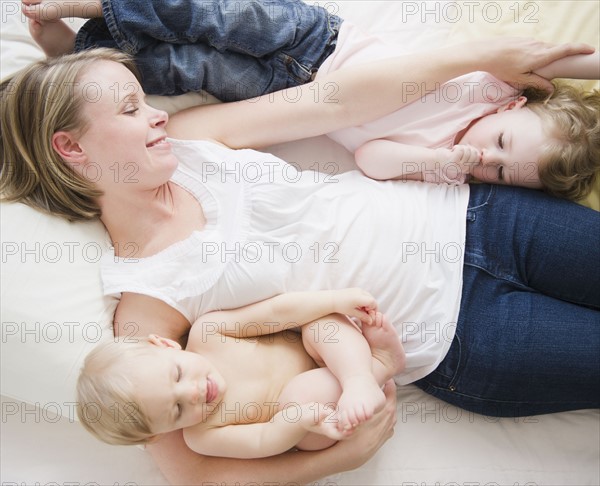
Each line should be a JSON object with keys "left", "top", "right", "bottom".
{"left": 101, "top": 140, "right": 470, "bottom": 384}
{"left": 316, "top": 22, "right": 519, "bottom": 153}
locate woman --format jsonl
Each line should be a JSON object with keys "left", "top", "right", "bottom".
{"left": 1, "top": 40, "right": 598, "bottom": 484}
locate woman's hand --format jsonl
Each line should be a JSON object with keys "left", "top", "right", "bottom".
{"left": 470, "top": 37, "right": 596, "bottom": 91}
{"left": 331, "top": 288, "right": 378, "bottom": 324}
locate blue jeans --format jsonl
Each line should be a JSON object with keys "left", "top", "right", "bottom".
{"left": 415, "top": 184, "right": 600, "bottom": 416}
{"left": 74, "top": 0, "right": 342, "bottom": 101}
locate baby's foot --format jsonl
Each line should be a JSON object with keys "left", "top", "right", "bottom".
{"left": 336, "top": 374, "right": 386, "bottom": 431}
{"left": 22, "top": 0, "right": 102, "bottom": 21}
{"left": 28, "top": 17, "right": 76, "bottom": 58}
{"left": 362, "top": 312, "right": 406, "bottom": 380}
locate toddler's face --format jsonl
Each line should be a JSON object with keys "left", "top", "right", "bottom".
{"left": 130, "top": 344, "right": 226, "bottom": 436}
{"left": 457, "top": 98, "right": 550, "bottom": 188}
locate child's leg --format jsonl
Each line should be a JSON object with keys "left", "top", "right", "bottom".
{"left": 361, "top": 312, "right": 406, "bottom": 385}
{"left": 70, "top": 0, "right": 342, "bottom": 100}
{"left": 277, "top": 367, "right": 342, "bottom": 451}
{"left": 302, "top": 313, "right": 404, "bottom": 430}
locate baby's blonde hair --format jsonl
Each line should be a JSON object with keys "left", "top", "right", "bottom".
{"left": 76, "top": 337, "right": 157, "bottom": 446}
{"left": 525, "top": 83, "right": 600, "bottom": 201}
{"left": 0, "top": 49, "right": 139, "bottom": 221}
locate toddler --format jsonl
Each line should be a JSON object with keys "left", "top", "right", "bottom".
{"left": 76, "top": 289, "right": 405, "bottom": 458}
{"left": 315, "top": 22, "right": 599, "bottom": 200}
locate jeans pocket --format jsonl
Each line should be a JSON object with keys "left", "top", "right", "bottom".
{"left": 426, "top": 332, "right": 462, "bottom": 391}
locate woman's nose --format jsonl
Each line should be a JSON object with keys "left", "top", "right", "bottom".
{"left": 149, "top": 108, "right": 169, "bottom": 127}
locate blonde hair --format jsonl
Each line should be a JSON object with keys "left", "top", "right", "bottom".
{"left": 524, "top": 83, "right": 600, "bottom": 201}
{"left": 0, "top": 49, "right": 139, "bottom": 221}
{"left": 76, "top": 337, "right": 157, "bottom": 446}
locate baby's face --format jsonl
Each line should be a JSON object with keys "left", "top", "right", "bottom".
{"left": 130, "top": 346, "right": 226, "bottom": 436}
{"left": 457, "top": 103, "right": 549, "bottom": 188}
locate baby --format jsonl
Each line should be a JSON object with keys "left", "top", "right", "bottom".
{"left": 76, "top": 289, "right": 405, "bottom": 458}
{"left": 23, "top": 0, "right": 600, "bottom": 200}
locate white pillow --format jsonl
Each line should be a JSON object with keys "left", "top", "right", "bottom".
{"left": 1, "top": 203, "right": 116, "bottom": 416}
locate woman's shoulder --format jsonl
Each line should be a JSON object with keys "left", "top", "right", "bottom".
{"left": 114, "top": 292, "right": 191, "bottom": 340}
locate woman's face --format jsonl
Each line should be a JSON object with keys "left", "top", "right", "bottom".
{"left": 72, "top": 61, "right": 178, "bottom": 192}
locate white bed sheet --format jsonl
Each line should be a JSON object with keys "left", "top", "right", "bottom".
{"left": 1, "top": 1, "right": 599, "bottom": 485}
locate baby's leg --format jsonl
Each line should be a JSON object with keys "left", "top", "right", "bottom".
{"left": 27, "top": 17, "right": 76, "bottom": 58}
{"left": 277, "top": 368, "right": 343, "bottom": 451}
{"left": 361, "top": 312, "right": 406, "bottom": 384}
{"left": 302, "top": 314, "right": 386, "bottom": 430}
{"left": 22, "top": 0, "right": 102, "bottom": 21}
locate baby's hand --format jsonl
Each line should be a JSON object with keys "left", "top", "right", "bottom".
{"left": 433, "top": 146, "right": 480, "bottom": 184}
{"left": 331, "top": 288, "right": 378, "bottom": 325}
{"left": 302, "top": 403, "right": 353, "bottom": 440}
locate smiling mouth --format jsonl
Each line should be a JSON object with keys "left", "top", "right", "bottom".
{"left": 146, "top": 137, "right": 167, "bottom": 148}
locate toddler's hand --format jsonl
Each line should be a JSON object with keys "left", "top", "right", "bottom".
{"left": 331, "top": 288, "right": 378, "bottom": 325}
{"left": 432, "top": 146, "right": 480, "bottom": 184}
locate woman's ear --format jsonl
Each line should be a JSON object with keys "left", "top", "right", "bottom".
{"left": 497, "top": 96, "right": 528, "bottom": 113}
{"left": 148, "top": 334, "right": 182, "bottom": 350}
{"left": 52, "top": 131, "right": 86, "bottom": 168}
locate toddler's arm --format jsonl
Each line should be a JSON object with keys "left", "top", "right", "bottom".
{"left": 195, "top": 288, "right": 377, "bottom": 338}
{"left": 183, "top": 403, "right": 344, "bottom": 459}
{"left": 355, "top": 140, "right": 479, "bottom": 183}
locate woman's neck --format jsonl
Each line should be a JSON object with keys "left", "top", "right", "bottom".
{"left": 99, "top": 182, "right": 177, "bottom": 258}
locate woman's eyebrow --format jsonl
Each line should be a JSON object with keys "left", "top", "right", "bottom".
{"left": 117, "top": 91, "right": 146, "bottom": 106}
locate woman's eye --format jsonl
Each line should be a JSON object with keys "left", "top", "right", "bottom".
{"left": 498, "top": 165, "right": 504, "bottom": 181}
{"left": 176, "top": 365, "right": 182, "bottom": 382}
{"left": 497, "top": 133, "right": 504, "bottom": 149}
{"left": 176, "top": 403, "right": 182, "bottom": 418}
{"left": 124, "top": 108, "right": 139, "bottom": 115}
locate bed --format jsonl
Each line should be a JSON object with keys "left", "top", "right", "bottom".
{"left": 1, "top": 1, "right": 599, "bottom": 484}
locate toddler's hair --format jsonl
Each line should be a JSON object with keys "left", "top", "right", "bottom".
{"left": 525, "top": 83, "right": 600, "bottom": 201}
{"left": 76, "top": 337, "right": 156, "bottom": 446}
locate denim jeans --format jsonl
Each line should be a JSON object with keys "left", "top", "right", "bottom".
{"left": 415, "top": 184, "right": 600, "bottom": 416}
{"left": 74, "top": 0, "right": 342, "bottom": 101}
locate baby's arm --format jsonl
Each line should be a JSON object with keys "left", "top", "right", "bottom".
{"left": 196, "top": 288, "right": 377, "bottom": 338}
{"left": 183, "top": 403, "right": 343, "bottom": 459}
{"left": 355, "top": 140, "right": 479, "bottom": 183}
{"left": 534, "top": 52, "right": 600, "bottom": 81}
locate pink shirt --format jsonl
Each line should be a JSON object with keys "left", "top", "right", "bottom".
{"left": 317, "top": 22, "right": 520, "bottom": 154}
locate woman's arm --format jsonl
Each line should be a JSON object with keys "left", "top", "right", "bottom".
{"left": 534, "top": 52, "right": 600, "bottom": 80}
{"left": 167, "top": 38, "right": 594, "bottom": 148}
{"left": 147, "top": 380, "right": 397, "bottom": 484}
{"left": 114, "top": 292, "right": 191, "bottom": 345}
{"left": 196, "top": 288, "right": 376, "bottom": 338}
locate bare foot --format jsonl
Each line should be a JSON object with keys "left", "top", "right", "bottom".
{"left": 28, "top": 17, "right": 76, "bottom": 57}
{"left": 334, "top": 313, "right": 404, "bottom": 432}
{"left": 22, "top": 0, "right": 102, "bottom": 21}
{"left": 362, "top": 312, "right": 406, "bottom": 381}
{"left": 336, "top": 374, "right": 386, "bottom": 431}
